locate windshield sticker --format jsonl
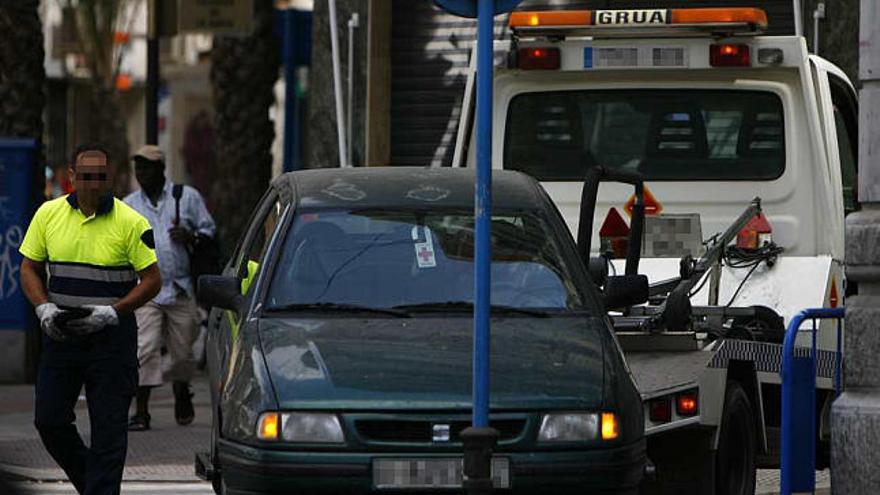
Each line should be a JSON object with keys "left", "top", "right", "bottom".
{"left": 412, "top": 226, "right": 437, "bottom": 268}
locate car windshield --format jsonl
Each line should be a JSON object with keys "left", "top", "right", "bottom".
{"left": 265, "top": 208, "right": 586, "bottom": 312}
{"left": 504, "top": 89, "right": 785, "bottom": 181}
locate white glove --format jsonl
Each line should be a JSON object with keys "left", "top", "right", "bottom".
{"left": 35, "top": 303, "right": 65, "bottom": 341}
{"left": 65, "top": 305, "right": 119, "bottom": 335}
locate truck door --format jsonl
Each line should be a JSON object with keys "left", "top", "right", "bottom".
{"left": 811, "top": 58, "right": 859, "bottom": 216}
{"left": 829, "top": 77, "right": 858, "bottom": 215}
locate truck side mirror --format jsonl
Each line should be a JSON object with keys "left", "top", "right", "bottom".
{"left": 198, "top": 275, "right": 245, "bottom": 311}
{"left": 603, "top": 274, "right": 649, "bottom": 309}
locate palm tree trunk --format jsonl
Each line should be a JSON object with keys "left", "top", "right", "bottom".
{"left": 0, "top": 0, "right": 46, "bottom": 201}
{"left": 210, "top": 0, "right": 280, "bottom": 252}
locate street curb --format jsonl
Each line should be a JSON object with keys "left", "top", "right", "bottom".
{"left": 0, "top": 464, "right": 51, "bottom": 483}
{"left": 0, "top": 462, "right": 202, "bottom": 483}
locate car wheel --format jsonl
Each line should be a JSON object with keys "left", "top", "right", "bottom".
{"left": 211, "top": 408, "right": 223, "bottom": 495}
{"left": 715, "top": 382, "right": 757, "bottom": 495}
{"left": 212, "top": 474, "right": 224, "bottom": 495}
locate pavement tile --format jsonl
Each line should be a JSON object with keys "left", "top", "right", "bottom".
{"left": 0, "top": 374, "right": 211, "bottom": 482}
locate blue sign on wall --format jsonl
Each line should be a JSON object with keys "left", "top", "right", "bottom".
{"left": 0, "top": 138, "right": 36, "bottom": 331}
{"left": 433, "top": 0, "right": 524, "bottom": 18}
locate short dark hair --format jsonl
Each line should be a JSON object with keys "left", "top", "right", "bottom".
{"left": 69, "top": 143, "right": 110, "bottom": 170}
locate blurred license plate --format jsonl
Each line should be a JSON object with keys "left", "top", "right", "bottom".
{"left": 373, "top": 457, "right": 510, "bottom": 489}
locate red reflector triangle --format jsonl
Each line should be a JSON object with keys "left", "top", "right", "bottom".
{"left": 625, "top": 186, "right": 662, "bottom": 217}
{"left": 599, "top": 207, "right": 630, "bottom": 237}
{"left": 737, "top": 213, "right": 773, "bottom": 249}
{"left": 829, "top": 278, "right": 839, "bottom": 308}
{"left": 743, "top": 212, "right": 773, "bottom": 233}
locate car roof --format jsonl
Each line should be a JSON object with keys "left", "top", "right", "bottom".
{"left": 272, "top": 167, "right": 546, "bottom": 210}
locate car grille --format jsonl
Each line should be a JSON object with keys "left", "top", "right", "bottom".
{"left": 355, "top": 419, "right": 527, "bottom": 443}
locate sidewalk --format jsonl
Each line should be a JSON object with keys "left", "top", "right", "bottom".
{"left": 0, "top": 374, "right": 211, "bottom": 482}
{"left": 757, "top": 469, "right": 830, "bottom": 494}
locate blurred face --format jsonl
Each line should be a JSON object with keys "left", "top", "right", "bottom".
{"left": 68, "top": 150, "right": 113, "bottom": 204}
{"left": 134, "top": 157, "right": 165, "bottom": 194}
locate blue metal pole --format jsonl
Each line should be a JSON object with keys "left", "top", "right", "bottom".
{"left": 780, "top": 307, "right": 844, "bottom": 495}
{"left": 473, "top": 0, "right": 493, "bottom": 429}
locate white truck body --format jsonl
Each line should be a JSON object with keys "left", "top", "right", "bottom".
{"left": 449, "top": 14, "right": 858, "bottom": 486}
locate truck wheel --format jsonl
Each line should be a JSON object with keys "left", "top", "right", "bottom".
{"left": 716, "top": 382, "right": 757, "bottom": 495}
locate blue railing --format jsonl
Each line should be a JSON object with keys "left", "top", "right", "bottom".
{"left": 780, "top": 307, "right": 844, "bottom": 495}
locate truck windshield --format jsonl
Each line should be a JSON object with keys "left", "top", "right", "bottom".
{"left": 504, "top": 89, "right": 785, "bottom": 181}
{"left": 265, "top": 208, "right": 586, "bottom": 312}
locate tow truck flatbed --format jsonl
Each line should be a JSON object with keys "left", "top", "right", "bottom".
{"left": 626, "top": 350, "right": 712, "bottom": 400}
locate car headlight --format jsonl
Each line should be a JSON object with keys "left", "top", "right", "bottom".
{"left": 257, "top": 412, "right": 345, "bottom": 443}
{"left": 283, "top": 413, "right": 345, "bottom": 443}
{"left": 537, "top": 412, "right": 599, "bottom": 442}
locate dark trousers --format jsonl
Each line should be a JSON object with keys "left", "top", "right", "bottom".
{"left": 34, "top": 317, "right": 138, "bottom": 495}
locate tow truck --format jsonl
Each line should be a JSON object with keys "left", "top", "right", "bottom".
{"left": 450, "top": 5, "right": 857, "bottom": 494}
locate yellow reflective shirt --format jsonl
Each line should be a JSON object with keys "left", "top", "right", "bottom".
{"left": 19, "top": 194, "right": 157, "bottom": 307}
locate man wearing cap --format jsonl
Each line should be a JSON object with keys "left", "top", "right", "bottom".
{"left": 19, "top": 143, "right": 161, "bottom": 494}
{"left": 124, "top": 145, "right": 216, "bottom": 431}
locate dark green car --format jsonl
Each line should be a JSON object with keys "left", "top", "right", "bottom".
{"left": 199, "top": 168, "right": 645, "bottom": 494}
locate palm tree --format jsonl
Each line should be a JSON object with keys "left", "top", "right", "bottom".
{"left": 210, "top": 0, "right": 279, "bottom": 252}
{"left": 0, "top": 0, "right": 46, "bottom": 201}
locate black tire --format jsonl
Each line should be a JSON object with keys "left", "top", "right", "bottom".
{"left": 211, "top": 407, "right": 223, "bottom": 495}
{"left": 640, "top": 427, "right": 715, "bottom": 495}
{"left": 716, "top": 382, "right": 757, "bottom": 495}
{"left": 212, "top": 475, "right": 223, "bottom": 495}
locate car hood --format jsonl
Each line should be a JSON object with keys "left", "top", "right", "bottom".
{"left": 259, "top": 315, "right": 606, "bottom": 411}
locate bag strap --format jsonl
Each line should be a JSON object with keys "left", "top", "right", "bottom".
{"left": 172, "top": 183, "right": 183, "bottom": 226}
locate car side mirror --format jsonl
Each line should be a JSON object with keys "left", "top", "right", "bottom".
{"left": 198, "top": 275, "right": 245, "bottom": 311}
{"left": 603, "top": 274, "right": 649, "bottom": 309}
{"left": 587, "top": 256, "right": 609, "bottom": 287}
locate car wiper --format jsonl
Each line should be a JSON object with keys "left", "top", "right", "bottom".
{"left": 264, "top": 302, "right": 411, "bottom": 318}
{"left": 392, "top": 301, "right": 550, "bottom": 317}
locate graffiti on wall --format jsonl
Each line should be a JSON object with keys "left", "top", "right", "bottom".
{"left": 0, "top": 196, "right": 22, "bottom": 300}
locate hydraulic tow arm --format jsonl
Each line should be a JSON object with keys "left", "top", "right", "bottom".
{"left": 651, "top": 198, "right": 763, "bottom": 331}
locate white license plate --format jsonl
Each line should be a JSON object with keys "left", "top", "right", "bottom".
{"left": 373, "top": 457, "right": 510, "bottom": 489}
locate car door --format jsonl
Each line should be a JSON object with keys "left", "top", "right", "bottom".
{"left": 205, "top": 190, "right": 285, "bottom": 413}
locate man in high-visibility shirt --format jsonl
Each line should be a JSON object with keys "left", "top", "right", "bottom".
{"left": 18, "top": 143, "right": 161, "bottom": 495}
